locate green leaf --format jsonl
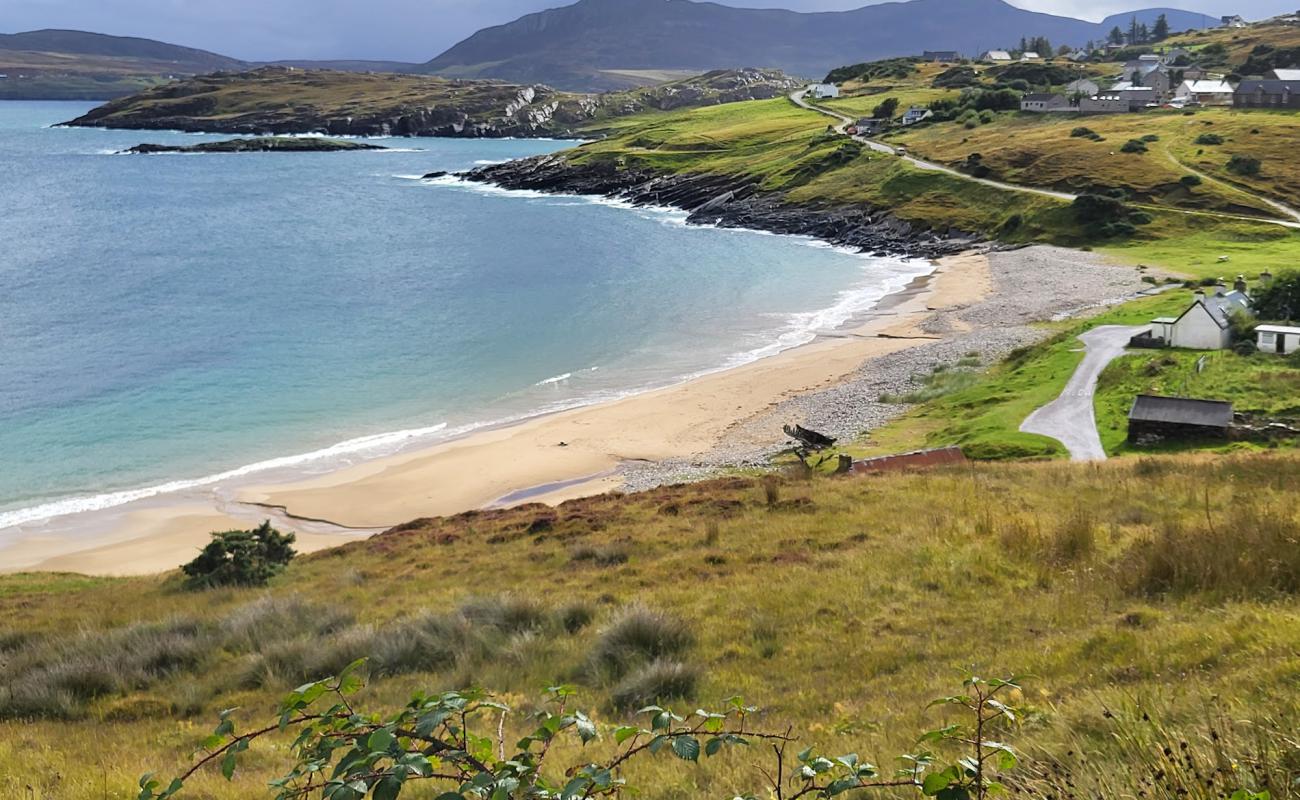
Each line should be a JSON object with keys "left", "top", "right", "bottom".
{"left": 705, "top": 737, "right": 724, "bottom": 757}
{"left": 221, "top": 749, "right": 238, "bottom": 781}
{"left": 825, "top": 777, "right": 860, "bottom": 797}
{"left": 996, "top": 749, "right": 1017, "bottom": 771}
{"left": 922, "top": 772, "right": 953, "bottom": 796}
{"left": 368, "top": 728, "right": 396, "bottom": 754}
{"left": 614, "top": 726, "right": 640, "bottom": 745}
{"left": 672, "top": 736, "right": 701, "bottom": 762}
{"left": 574, "top": 712, "right": 598, "bottom": 744}
{"left": 374, "top": 777, "right": 404, "bottom": 800}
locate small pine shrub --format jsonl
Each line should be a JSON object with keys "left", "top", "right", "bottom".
{"left": 182, "top": 521, "right": 296, "bottom": 589}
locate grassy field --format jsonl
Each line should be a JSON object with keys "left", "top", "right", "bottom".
{"left": 5, "top": 454, "right": 1300, "bottom": 798}
{"left": 885, "top": 107, "right": 1299, "bottom": 216}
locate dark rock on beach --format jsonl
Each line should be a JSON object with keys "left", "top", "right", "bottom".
{"left": 121, "top": 136, "right": 386, "bottom": 154}
{"left": 461, "top": 154, "right": 978, "bottom": 259}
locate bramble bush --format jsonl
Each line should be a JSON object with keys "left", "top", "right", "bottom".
{"left": 139, "top": 670, "right": 1035, "bottom": 800}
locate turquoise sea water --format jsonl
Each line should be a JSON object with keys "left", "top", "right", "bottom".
{"left": 0, "top": 101, "right": 928, "bottom": 533}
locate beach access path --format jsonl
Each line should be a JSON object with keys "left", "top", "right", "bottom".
{"left": 1019, "top": 325, "right": 1146, "bottom": 462}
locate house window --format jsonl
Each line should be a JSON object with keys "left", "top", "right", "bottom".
{"left": 1261, "top": 332, "right": 1277, "bottom": 346}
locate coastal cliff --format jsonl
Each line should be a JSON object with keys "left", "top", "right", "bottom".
{"left": 459, "top": 154, "right": 978, "bottom": 258}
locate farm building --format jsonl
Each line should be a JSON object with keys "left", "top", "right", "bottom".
{"left": 1066, "top": 78, "right": 1100, "bottom": 95}
{"left": 1235, "top": 80, "right": 1300, "bottom": 108}
{"left": 807, "top": 83, "right": 840, "bottom": 99}
{"left": 1175, "top": 79, "right": 1236, "bottom": 105}
{"left": 923, "top": 50, "right": 962, "bottom": 62}
{"left": 982, "top": 50, "right": 1012, "bottom": 62}
{"left": 1079, "top": 93, "right": 1130, "bottom": 114}
{"left": 1020, "top": 93, "right": 1074, "bottom": 112}
{"left": 1256, "top": 325, "right": 1300, "bottom": 355}
{"left": 1128, "top": 395, "right": 1234, "bottom": 445}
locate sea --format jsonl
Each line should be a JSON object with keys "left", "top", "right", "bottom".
{"left": 0, "top": 100, "right": 930, "bottom": 537}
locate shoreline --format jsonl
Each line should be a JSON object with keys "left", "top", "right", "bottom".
{"left": 0, "top": 250, "right": 983, "bottom": 577}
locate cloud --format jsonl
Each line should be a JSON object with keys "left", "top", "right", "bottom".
{"left": 2, "top": 0, "right": 1297, "bottom": 61}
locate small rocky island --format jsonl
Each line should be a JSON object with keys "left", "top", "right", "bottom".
{"left": 121, "top": 136, "right": 387, "bottom": 154}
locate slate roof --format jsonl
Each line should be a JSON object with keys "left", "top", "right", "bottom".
{"left": 1022, "top": 93, "right": 1059, "bottom": 102}
{"left": 1129, "top": 395, "right": 1234, "bottom": 428}
{"left": 1236, "top": 79, "right": 1300, "bottom": 95}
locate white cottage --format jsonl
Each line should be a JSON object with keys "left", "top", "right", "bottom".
{"left": 1256, "top": 325, "right": 1300, "bottom": 355}
{"left": 1148, "top": 288, "right": 1252, "bottom": 350}
{"left": 808, "top": 83, "right": 840, "bottom": 99}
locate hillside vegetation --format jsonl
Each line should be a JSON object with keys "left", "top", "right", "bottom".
{"left": 65, "top": 66, "right": 803, "bottom": 138}
{"left": 5, "top": 453, "right": 1300, "bottom": 798}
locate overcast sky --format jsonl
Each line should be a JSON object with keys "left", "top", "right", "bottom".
{"left": 2, "top": 0, "right": 1293, "bottom": 62}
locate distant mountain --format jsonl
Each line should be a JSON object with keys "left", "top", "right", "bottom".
{"left": 0, "top": 30, "right": 433, "bottom": 100}
{"left": 424, "top": 0, "right": 1220, "bottom": 90}
{"left": 0, "top": 29, "right": 243, "bottom": 71}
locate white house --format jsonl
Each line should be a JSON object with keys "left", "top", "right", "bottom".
{"left": 1148, "top": 287, "right": 1252, "bottom": 350}
{"left": 1065, "top": 78, "right": 1100, "bottom": 96}
{"left": 1020, "top": 51, "right": 1041, "bottom": 61}
{"left": 982, "top": 50, "right": 1012, "bottom": 62}
{"left": 1175, "top": 79, "right": 1236, "bottom": 106}
{"left": 1020, "top": 93, "right": 1074, "bottom": 112}
{"left": 1221, "top": 14, "right": 1247, "bottom": 27}
{"left": 808, "top": 83, "right": 840, "bottom": 99}
{"left": 1256, "top": 325, "right": 1300, "bottom": 355}
{"left": 1268, "top": 68, "right": 1300, "bottom": 80}
{"left": 901, "top": 106, "right": 933, "bottom": 125}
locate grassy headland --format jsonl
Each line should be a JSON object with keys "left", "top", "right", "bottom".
{"left": 5, "top": 453, "right": 1300, "bottom": 798}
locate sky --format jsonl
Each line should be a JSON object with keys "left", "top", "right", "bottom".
{"left": 1, "top": 0, "right": 1294, "bottom": 62}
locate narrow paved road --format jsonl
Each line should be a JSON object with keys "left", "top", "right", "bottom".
{"left": 790, "top": 90, "right": 1300, "bottom": 229}
{"left": 1019, "top": 325, "right": 1146, "bottom": 461}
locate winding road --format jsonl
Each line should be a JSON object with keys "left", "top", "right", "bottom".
{"left": 790, "top": 90, "right": 1300, "bottom": 230}
{"left": 1018, "top": 325, "right": 1146, "bottom": 461}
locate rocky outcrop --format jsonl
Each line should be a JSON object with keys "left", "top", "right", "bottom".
{"left": 63, "top": 67, "right": 805, "bottom": 140}
{"left": 457, "top": 154, "right": 978, "bottom": 259}
{"left": 121, "top": 137, "right": 386, "bottom": 154}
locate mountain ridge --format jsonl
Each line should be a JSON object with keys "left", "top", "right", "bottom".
{"left": 424, "top": 0, "right": 1220, "bottom": 90}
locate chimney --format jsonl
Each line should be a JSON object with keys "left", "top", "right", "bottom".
{"left": 1214, "top": 277, "right": 1229, "bottom": 296}
{"left": 1235, "top": 274, "right": 1248, "bottom": 293}
{"left": 1193, "top": 289, "right": 1207, "bottom": 305}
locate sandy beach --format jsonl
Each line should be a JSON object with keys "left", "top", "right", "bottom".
{"left": 0, "top": 246, "right": 1151, "bottom": 576}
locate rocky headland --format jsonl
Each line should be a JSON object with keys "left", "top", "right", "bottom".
{"left": 64, "top": 67, "right": 802, "bottom": 139}
{"left": 451, "top": 153, "right": 979, "bottom": 259}
{"left": 121, "top": 136, "right": 386, "bottom": 154}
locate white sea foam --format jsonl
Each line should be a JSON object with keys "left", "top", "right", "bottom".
{"left": 535, "top": 372, "right": 573, "bottom": 386}
{"left": 0, "top": 422, "right": 450, "bottom": 530}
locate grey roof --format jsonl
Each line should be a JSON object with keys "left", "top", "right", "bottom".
{"left": 1129, "top": 395, "right": 1234, "bottom": 428}
{"left": 1022, "top": 93, "right": 1059, "bottom": 102}
{"left": 1236, "top": 79, "right": 1300, "bottom": 94}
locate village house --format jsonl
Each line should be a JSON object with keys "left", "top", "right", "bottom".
{"left": 1180, "top": 65, "right": 1221, "bottom": 81}
{"left": 1146, "top": 282, "right": 1253, "bottom": 350}
{"left": 1221, "top": 14, "right": 1248, "bottom": 27}
{"left": 1020, "top": 51, "right": 1041, "bottom": 61}
{"left": 1078, "top": 92, "right": 1130, "bottom": 113}
{"left": 982, "top": 50, "right": 1012, "bottom": 62}
{"left": 1234, "top": 79, "right": 1300, "bottom": 108}
{"left": 852, "top": 117, "right": 887, "bottom": 135}
{"left": 807, "top": 83, "right": 840, "bottom": 99}
{"left": 1065, "top": 78, "right": 1100, "bottom": 96}
{"left": 1256, "top": 325, "right": 1300, "bottom": 355}
{"left": 1175, "top": 79, "right": 1236, "bottom": 105}
{"left": 1020, "top": 93, "right": 1074, "bottom": 112}
{"left": 1268, "top": 68, "right": 1300, "bottom": 80}
{"left": 1161, "top": 47, "right": 1193, "bottom": 65}
{"left": 922, "top": 50, "right": 961, "bottom": 62}
{"left": 1066, "top": 50, "right": 1091, "bottom": 62}
{"left": 901, "top": 106, "right": 934, "bottom": 125}
{"left": 1112, "top": 85, "right": 1158, "bottom": 109}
